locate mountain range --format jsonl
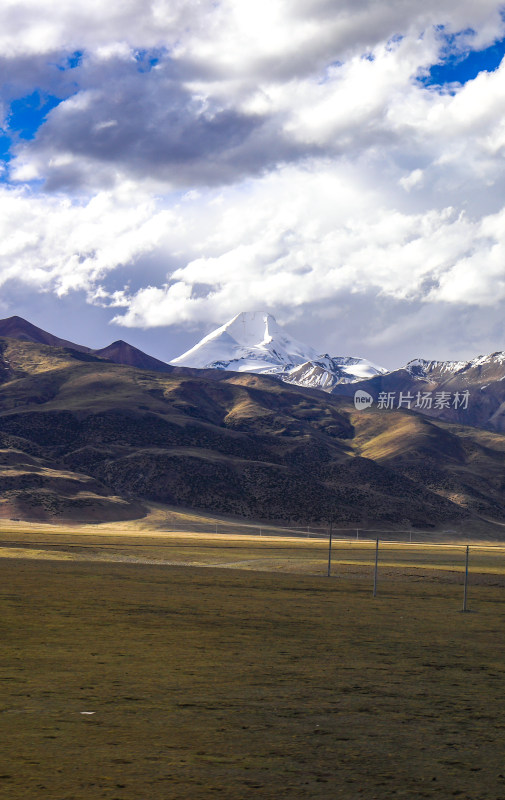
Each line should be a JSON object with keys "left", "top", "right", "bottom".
{"left": 4, "top": 312, "right": 505, "bottom": 434}
{"left": 173, "top": 311, "right": 505, "bottom": 433}
{"left": 334, "top": 354, "right": 505, "bottom": 432}
{"left": 2, "top": 315, "right": 505, "bottom": 534}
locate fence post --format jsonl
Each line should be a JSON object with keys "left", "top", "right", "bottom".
{"left": 373, "top": 538, "right": 379, "bottom": 597}
{"left": 327, "top": 521, "right": 333, "bottom": 577}
{"left": 462, "top": 545, "right": 470, "bottom": 612}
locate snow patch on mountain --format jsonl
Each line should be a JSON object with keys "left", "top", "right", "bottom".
{"left": 405, "top": 353, "right": 505, "bottom": 381}
{"left": 171, "top": 311, "right": 319, "bottom": 372}
{"left": 405, "top": 358, "right": 469, "bottom": 378}
{"left": 171, "top": 311, "right": 387, "bottom": 388}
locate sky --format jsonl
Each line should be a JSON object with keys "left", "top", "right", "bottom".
{"left": 2, "top": 2, "right": 505, "bottom": 368}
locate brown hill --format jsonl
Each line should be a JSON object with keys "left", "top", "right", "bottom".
{"left": 0, "top": 315, "right": 90, "bottom": 352}
{"left": 94, "top": 340, "right": 173, "bottom": 373}
{"left": 0, "top": 315, "right": 173, "bottom": 373}
{"left": 2, "top": 335, "right": 505, "bottom": 532}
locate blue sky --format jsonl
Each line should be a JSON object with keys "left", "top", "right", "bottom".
{"left": 422, "top": 32, "right": 505, "bottom": 86}
{"left": 2, "top": 1, "right": 505, "bottom": 367}
{"left": 8, "top": 91, "right": 62, "bottom": 140}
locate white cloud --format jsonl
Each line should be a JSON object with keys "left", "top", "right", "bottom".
{"left": 106, "top": 164, "right": 505, "bottom": 329}
{"left": 0, "top": 0, "right": 501, "bottom": 64}
{"left": 7, "top": 11, "right": 505, "bottom": 200}
{"left": 400, "top": 169, "right": 424, "bottom": 191}
{"left": 2, "top": 0, "right": 505, "bottom": 363}
{"left": 0, "top": 182, "right": 175, "bottom": 295}
{"left": 0, "top": 1, "right": 209, "bottom": 57}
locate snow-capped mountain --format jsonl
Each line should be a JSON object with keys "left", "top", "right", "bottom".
{"left": 171, "top": 311, "right": 318, "bottom": 371}
{"left": 333, "top": 350, "right": 505, "bottom": 431}
{"left": 404, "top": 353, "right": 505, "bottom": 382}
{"left": 282, "top": 355, "right": 387, "bottom": 389}
{"left": 171, "top": 311, "right": 387, "bottom": 388}
{"left": 405, "top": 358, "right": 469, "bottom": 379}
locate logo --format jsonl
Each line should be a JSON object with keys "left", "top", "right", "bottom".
{"left": 352, "top": 389, "right": 470, "bottom": 411}
{"left": 354, "top": 390, "right": 373, "bottom": 410}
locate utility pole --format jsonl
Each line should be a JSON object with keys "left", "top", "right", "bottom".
{"left": 327, "top": 520, "right": 333, "bottom": 577}
{"left": 462, "top": 545, "right": 470, "bottom": 612}
{"left": 373, "top": 538, "right": 379, "bottom": 597}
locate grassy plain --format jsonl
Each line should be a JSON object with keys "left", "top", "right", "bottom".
{"left": 2, "top": 527, "right": 505, "bottom": 799}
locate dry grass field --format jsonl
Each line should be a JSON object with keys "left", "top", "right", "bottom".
{"left": 2, "top": 524, "right": 505, "bottom": 800}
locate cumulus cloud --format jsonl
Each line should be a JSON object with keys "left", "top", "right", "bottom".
{"left": 3, "top": 1, "right": 505, "bottom": 192}
{"left": 0, "top": 1, "right": 208, "bottom": 57}
{"left": 2, "top": 0, "right": 505, "bottom": 364}
{"left": 105, "top": 163, "right": 505, "bottom": 327}
{"left": 11, "top": 66, "right": 284, "bottom": 191}
{"left": 0, "top": 0, "right": 502, "bottom": 65}
{"left": 0, "top": 182, "right": 174, "bottom": 295}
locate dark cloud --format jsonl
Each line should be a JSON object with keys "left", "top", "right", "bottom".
{"left": 12, "top": 55, "right": 317, "bottom": 191}
{"left": 5, "top": 1, "right": 505, "bottom": 193}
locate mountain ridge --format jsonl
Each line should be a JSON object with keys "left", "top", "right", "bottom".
{"left": 2, "top": 334, "right": 505, "bottom": 533}
{"left": 171, "top": 312, "right": 505, "bottom": 430}
{"left": 0, "top": 315, "right": 91, "bottom": 353}
{"left": 4, "top": 311, "right": 505, "bottom": 432}
{"left": 93, "top": 340, "right": 172, "bottom": 373}
{"left": 0, "top": 315, "right": 173, "bottom": 374}
{"left": 333, "top": 353, "right": 505, "bottom": 432}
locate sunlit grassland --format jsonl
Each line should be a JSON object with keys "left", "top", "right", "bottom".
{"left": 1, "top": 519, "right": 505, "bottom": 578}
